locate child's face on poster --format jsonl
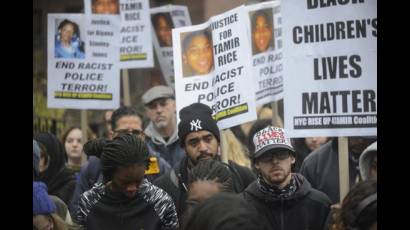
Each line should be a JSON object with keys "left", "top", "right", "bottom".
{"left": 92, "top": 0, "right": 119, "bottom": 14}
{"left": 253, "top": 15, "right": 272, "bottom": 52}
{"left": 183, "top": 34, "right": 214, "bottom": 75}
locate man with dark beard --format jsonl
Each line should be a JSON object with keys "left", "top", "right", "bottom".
{"left": 153, "top": 103, "right": 256, "bottom": 217}
{"left": 243, "top": 126, "right": 331, "bottom": 230}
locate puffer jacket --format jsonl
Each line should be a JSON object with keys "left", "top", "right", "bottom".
{"left": 76, "top": 179, "right": 179, "bottom": 230}
{"left": 69, "top": 147, "right": 171, "bottom": 219}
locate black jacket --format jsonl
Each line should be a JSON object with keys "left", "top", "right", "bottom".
{"left": 70, "top": 147, "right": 171, "bottom": 218}
{"left": 242, "top": 174, "right": 331, "bottom": 230}
{"left": 153, "top": 156, "right": 256, "bottom": 217}
{"left": 77, "top": 179, "right": 179, "bottom": 230}
{"left": 300, "top": 139, "right": 360, "bottom": 203}
{"left": 34, "top": 132, "right": 76, "bottom": 205}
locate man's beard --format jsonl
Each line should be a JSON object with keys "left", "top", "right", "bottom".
{"left": 154, "top": 119, "right": 168, "bottom": 129}
{"left": 263, "top": 167, "right": 290, "bottom": 186}
{"left": 194, "top": 152, "right": 217, "bottom": 164}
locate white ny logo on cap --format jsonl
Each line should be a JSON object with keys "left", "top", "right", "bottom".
{"left": 190, "top": 119, "right": 202, "bottom": 131}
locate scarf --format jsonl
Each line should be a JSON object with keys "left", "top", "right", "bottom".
{"left": 256, "top": 173, "right": 299, "bottom": 201}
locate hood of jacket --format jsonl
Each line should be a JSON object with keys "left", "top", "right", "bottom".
{"left": 359, "top": 141, "right": 377, "bottom": 180}
{"left": 144, "top": 122, "right": 179, "bottom": 146}
{"left": 34, "top": 133, "right": 74, "bottom": 186}
{"left": 245, "top": 173, "right": 311, "bottom": 202}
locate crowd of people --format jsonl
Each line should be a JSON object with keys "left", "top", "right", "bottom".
{"left": 33, "top": 85, "right": 377, "bottom": 230}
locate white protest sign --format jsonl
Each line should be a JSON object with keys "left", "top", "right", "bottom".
{"left": 47, "top": 14, "right": 120, "bottom": 109}
{"left": 151, "top": 5, "right": 191, "bottom": 87}
{"left": 84, "top": 0, "right": 154, "bottom": 69}
{"left": 282, "top": 0, "right": 377, "bottom": 137}
{"left": 173, "top": 5, "right": 257, "bottom": 130}
{"left": 246, "top": 1, "right": 284, "bottom": 105}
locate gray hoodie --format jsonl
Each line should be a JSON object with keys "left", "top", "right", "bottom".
{"left": 145, "top": 122, "right": 185, "bottom": 167}
{"left": 359, "top": 141, "right": 377, "bottom": 180}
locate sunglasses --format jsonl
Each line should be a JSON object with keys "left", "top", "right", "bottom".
{"left": 258, "top": 151, "right": 291, "bottom": 163}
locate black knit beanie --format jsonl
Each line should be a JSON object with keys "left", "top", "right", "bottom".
{"left": 178, "top": 103, "right": 220, "bottom": 146}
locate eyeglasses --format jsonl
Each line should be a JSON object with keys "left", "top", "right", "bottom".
{"left": 258, "top": 151, "right": 291, "bottom": 163}
{"left": 114, "top": 129, "right": 145, "bottom": 137}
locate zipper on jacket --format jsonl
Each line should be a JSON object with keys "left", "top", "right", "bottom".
{"left": 280, "top": 200, "right": 284, "bottom": 230}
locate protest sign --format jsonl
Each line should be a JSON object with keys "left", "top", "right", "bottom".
{"left": 84, "top": 0, "right": 154, "bottom": 69}
{"left": 151, "top": 5, "right": 191, "bottom": 87}
{"left": 47, "top": 14, "right": 120, "bottom": 109}
{"left": 282, "top": 0, "right": 377, "bottom": 137}
{"left": 173, "top": 5, "right": 257, "bottom": 129}
{"left": 246, "top": 1, "right": 283, "bottom": 105}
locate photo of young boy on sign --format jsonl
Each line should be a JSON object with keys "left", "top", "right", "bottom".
{"left": 92, "top": 0, "right": 119, "bottom": 15}
{"left": 250, "top": 9, "right": 274, "bottom": 55}
{"left": 181, "top": 29, "right": 214, "bottom": 78}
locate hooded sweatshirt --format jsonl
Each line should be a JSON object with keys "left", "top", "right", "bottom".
{"left": 242, "top": 173, "right": 331, "bottom": 230}
{"left": 34, "top": 132, "right": 76, "bottom": 206}
{"left": 145, "top": 122, "right": 185, "bottom": 167}
{"left": 359, "top": 141, "right": 377, "bottom": 180}
{"left": 77, "top": 179, "right": 179, "bottom": 230}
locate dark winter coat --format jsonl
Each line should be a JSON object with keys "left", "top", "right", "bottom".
{"left": 34, "top": 132, "right": 76, "bottom": 206}
{"left": 69, "top": 147, "right": 171, "bottom": 219}
{"left": 300, "top": 139, "right": 360, "bottom": 203}
{"left": 242, "top": 174, "right": 331, "bottom": 230}
{"left": 76, "top": 179, "right": 179, "bottom": 230}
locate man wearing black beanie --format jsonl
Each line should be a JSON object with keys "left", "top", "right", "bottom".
{"left": 154, "top": 103, "right": 256, "bottom": 218}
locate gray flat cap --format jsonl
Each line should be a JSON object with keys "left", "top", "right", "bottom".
{"left": 142, "top": 85, "right": 174, "bottom": 105}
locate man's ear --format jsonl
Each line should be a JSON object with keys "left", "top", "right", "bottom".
{"left": 290, "top": 155, "right": 296, "bottom": 165}
{"left": 108, "top": 130, "right": 114, "bottom": 140}
{"left": 254, "top": 161, "right": 260, "bottom": 170}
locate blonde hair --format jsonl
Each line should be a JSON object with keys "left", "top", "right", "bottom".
{"left": 220, "top": 129, "right": 251, "bottom": 168}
